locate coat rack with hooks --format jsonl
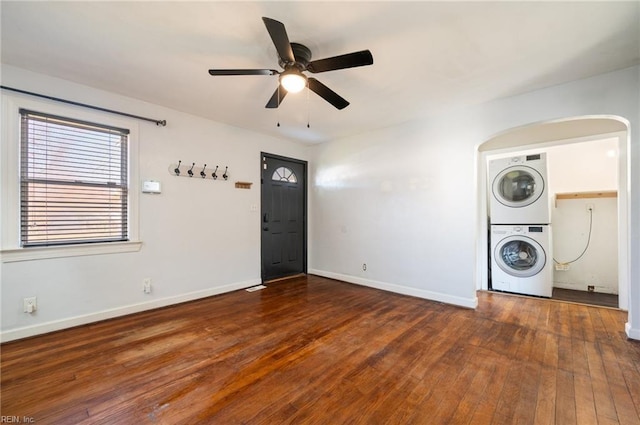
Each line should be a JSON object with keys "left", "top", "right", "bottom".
{"left": 169, "top": 161, "right": 229, "bottom": 181}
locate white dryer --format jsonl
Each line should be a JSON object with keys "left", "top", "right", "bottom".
{"left": 490, "top": 224, "right": 553, "bottom": 298}
{"left": 488, "top": 153, "right": 550, "bottom": 224}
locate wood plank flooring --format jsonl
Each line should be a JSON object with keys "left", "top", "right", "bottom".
{"left": 1, "top": 275, "right": 639, "bottom": 424}
{"left": 552, "top": 287, "right": 619, "bottom": 309}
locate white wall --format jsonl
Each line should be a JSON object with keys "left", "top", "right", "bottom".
{"left": 548, "top": 139, "right": 619, "bottom": 294}
{"left": 310, "top": 66, "right": 639, "bottom": 339}
{"left": 0, "top": 65, "right": 311, "bottom": 341}
{"left": 310, "top": 115, "right": 479, "bottom": 307}
{"left": 547, "top": 139, "right": 618, "bottom": 193}
{"left": 553, "top": 197, "right": 618, "bottom": 293}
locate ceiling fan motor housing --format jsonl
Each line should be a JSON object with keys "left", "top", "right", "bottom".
{"left": 280, "top": 42, "right": 312, "bottom": 70}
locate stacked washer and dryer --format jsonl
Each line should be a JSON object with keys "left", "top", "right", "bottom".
{"left": 488, "top": 153, "right": 553, "bottom": 298}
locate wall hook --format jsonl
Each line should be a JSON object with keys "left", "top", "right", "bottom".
{"left": 188, "top": 162, "right": 195, "bottom": 177}
{"left": 174, "top": 160, "right": 181, "bottom": 176}
{"left": 223, "top": 166, "right": 229, "bottom": 181}
{"left": 212, "top": 165, "right": 218, "bottom": 180}
{"left": 200, "top": 164, "right": 207, "bottom": 178}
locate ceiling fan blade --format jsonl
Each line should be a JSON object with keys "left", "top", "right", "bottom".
{"left": 262, "top": 17, "right": 295, "bottom": 63}
{"left": 265, "top": 85, "right": 288, "bottom": 108}
{"left": 209, "top": 69, "right": 278, "bottom": 76}
{"left": 308, "top": 78, "right": 349, "bottom": 110}
{"left": 307, "top": 50, "right": 373, "bottom": 73}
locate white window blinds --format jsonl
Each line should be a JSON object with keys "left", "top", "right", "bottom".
{"left": 20, "top": 109, "right": 129, "bottom": 247}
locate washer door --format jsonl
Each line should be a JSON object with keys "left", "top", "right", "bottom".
{"left": 494, "top": 235, "right": 546, "bottom": 278}
{"left": 492, "top": 165, "right": 544, "bottom": 208}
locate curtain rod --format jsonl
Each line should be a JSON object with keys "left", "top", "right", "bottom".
{"left": 1, "top": 85, "right": 167, "bottom": 127}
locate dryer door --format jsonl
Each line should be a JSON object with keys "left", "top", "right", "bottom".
{"left": 494, "top": 235, "right": 546, "bottom": 278}
{"left": 492, "top": 165, "right": 544, "bottom": 208}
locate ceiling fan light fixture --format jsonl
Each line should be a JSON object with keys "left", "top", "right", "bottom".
{"left": 280, "top": 70, "right": 307, "bottom": 93}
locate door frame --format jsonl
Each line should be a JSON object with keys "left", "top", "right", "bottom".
{"left": 260, "top": 152, "right": 308, "bottom": 282}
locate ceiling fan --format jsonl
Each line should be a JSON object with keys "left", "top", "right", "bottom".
{"left": 208, "top": 17, "right": 373, "bottom": 110}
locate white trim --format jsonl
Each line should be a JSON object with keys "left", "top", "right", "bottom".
{"left": 0, "top": 240, "right": 142, "bottom": 262}
{"left": 309, "top": 269, "right": 478, "bottom": 309}
{"left": 0, "top": 278, "right": 261, "bottom": 342}
{"left": 625, "top": 323, "right": 640, "bottom": 340}
{"left": 552, "top": 281, "right": 618, "bottom": 295}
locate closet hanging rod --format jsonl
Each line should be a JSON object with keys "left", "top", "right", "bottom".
{"left": 1, "top": 85, "right": 167, "bottom": 126}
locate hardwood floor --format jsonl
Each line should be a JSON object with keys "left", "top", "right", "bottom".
{"left": 2, "top": 275, "right": 639, "bottom": 424}
{"left": 552, "top": 287, "right": 619, "bottom": 309}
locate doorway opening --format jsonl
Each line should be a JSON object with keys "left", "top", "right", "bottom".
{"left": 476, "top": 116, "right": 629, "bottom": 312}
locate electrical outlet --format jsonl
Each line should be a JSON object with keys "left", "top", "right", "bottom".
{"left": 587, "top": 285, "right": 595, "bottom": 292}
{"left": 143, "top": 278, "right": 152, "bottom": 294}
{"left": 362, "top": 263, "right": 367, "bottom": 271}
{"left": 23, "top": 297, "right": 37, "bottom": 313}
{"left": 555, "top": 263, "right": 570, "bottom": 271}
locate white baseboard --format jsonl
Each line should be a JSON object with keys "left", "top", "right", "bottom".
{"left": 553, "top": 282, "right": 618, "bottom": 295}
{"left": 626, "top": 322, "right": 640, "bottom": 340}
{"left": 309, "top": 269, "right": 478, "bottom": 309}
{"left": 0, "top": 278, "right": 261, "bottom": 343}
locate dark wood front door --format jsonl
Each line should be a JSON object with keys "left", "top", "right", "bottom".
{"left": 261, "top": 153, "right": 307, "bottom": 282}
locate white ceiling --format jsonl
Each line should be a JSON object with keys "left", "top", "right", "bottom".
{"left": 2, "top": 1, "right": 638, "bottom": 144}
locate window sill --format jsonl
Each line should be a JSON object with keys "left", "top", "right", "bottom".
{"left": 0, "top": 241, "right": 143, "bottom": 263}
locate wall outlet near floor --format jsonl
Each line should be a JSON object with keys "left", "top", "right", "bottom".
{"left": 23, "top": 297, "right": 37, "bottom": 313}
{"left": 143, "top": 278, "right": 152, "bottom": 294}
{"left": 362, "top": 263, "right": 367, "bottom": 271}
{"left": 587, "top": 285, "right": 595, "bottom": 292}
{"left": 555, "top": 263, "right": 570, "bottom": 271}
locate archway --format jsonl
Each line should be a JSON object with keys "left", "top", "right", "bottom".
{"left": 475, "top": 116, "right": 630, "bottom": 313}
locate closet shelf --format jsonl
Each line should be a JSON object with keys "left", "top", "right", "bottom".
{"left": 554, "top": 190, "right": 617, "bottom": 206}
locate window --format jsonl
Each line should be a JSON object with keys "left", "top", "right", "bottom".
{"left": 20, "top": 109, "right": 129, "bottom": 247}
{"left": 272, "top": 166, "right": 297, "bottom": 183}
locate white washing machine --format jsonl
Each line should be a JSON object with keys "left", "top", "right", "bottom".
{"left": 491, "top": 224, "right": 553, "bottom": 298}
{"left": 488, "top": 153, "right": 550, "bottom": 224}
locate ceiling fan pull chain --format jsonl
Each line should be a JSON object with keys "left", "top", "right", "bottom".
{"left": 306, "top": 83, "right": 311, "bottom": 128}
{"left": 277, "top": 81, "right": 281, "bottom": 127}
